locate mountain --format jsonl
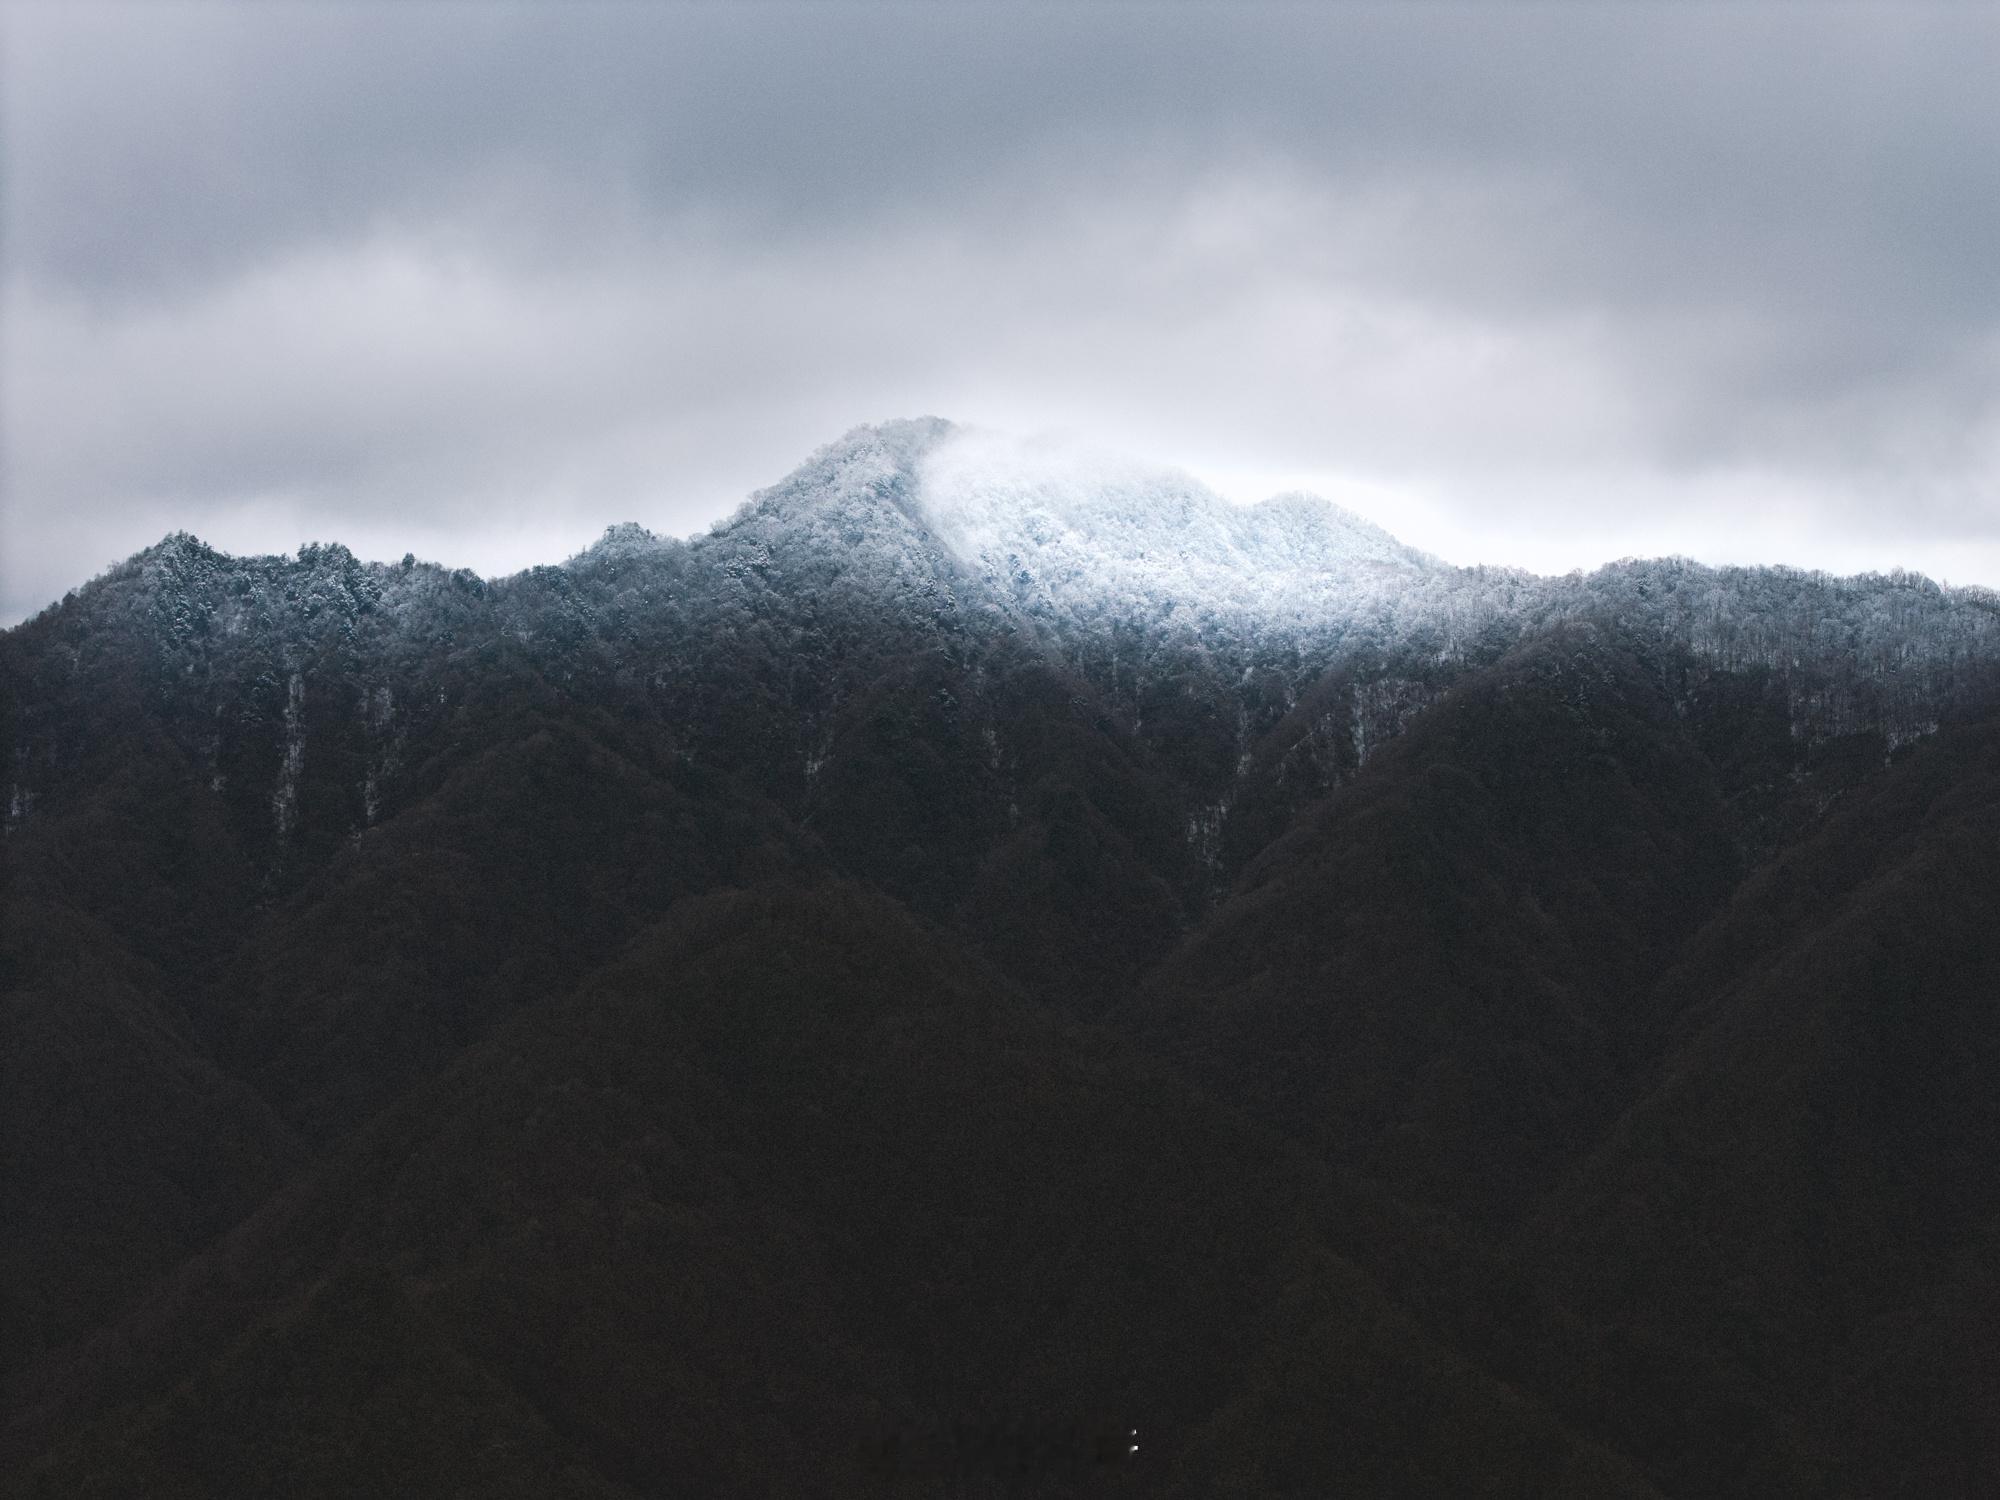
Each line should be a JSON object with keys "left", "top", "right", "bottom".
{"left": 5, "top": 418, "right": 2000, "bottom": 1494}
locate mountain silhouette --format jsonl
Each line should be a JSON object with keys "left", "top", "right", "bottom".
{"left": 5, "top": 421, "right": 2000, "bottom": 1494}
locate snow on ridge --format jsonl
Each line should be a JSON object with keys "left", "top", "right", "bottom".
{"left": 1243, "top": 491, "right": 1437, "bottom": 572}
{"left": 729, "top": 417, "right": 958, "bottom": 529}
{"left": 912, "top": 425, "right": 1434, "bottom": 621}
{"left": 707, "top": 419, "right": 1437, "bottom": 627}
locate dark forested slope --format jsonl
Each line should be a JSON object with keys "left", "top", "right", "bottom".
{"left": 1520, "top": 704, "right": 2000, "bottom": 1496}
{"left": 1134, "top": 624, "right": 1743, "bottom": 1224}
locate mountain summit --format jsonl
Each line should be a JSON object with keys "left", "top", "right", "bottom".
{"left": 716, "top": 418, "right": 1437, "bottom": 627}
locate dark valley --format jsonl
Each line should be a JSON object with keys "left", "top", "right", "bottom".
{"left": 6, "top": 419, "right": 2000, "bottom": 1496}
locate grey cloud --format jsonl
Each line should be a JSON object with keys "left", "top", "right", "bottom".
{"left": 14, "top": 4, "right": 1996, "bottom": 316}
{"left": 3, "top": 1, "right": 1997, "bottom": 623}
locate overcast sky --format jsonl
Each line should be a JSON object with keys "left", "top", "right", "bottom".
{"left": 4, "top": 1, "right": 1997, "bottom": 624}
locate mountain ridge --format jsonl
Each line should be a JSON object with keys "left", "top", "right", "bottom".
{"left": 40, "top": 418, "right": 1998, "bottom": 635}
{"left": 8, "top": 420, "right": 2000, "bottom": 1494}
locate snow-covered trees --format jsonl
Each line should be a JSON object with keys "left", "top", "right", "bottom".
{"left": 7, "top": 419, "right": 1998, "bottom": 907}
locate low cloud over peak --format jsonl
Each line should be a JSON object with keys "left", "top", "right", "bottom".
{"left": 5, "top": 2, "right": 1996, "bottom": 623}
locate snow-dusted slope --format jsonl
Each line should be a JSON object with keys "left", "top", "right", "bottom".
{"left": 700, "top": 418, "right": 1439, "bottom": 639}
{"left": 917, "top": 426, "right": 1435, "bottom": 627}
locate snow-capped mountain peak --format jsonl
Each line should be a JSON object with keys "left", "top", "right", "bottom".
{"left": 910, "top": 424, "right": 1435, "bottom": 625}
